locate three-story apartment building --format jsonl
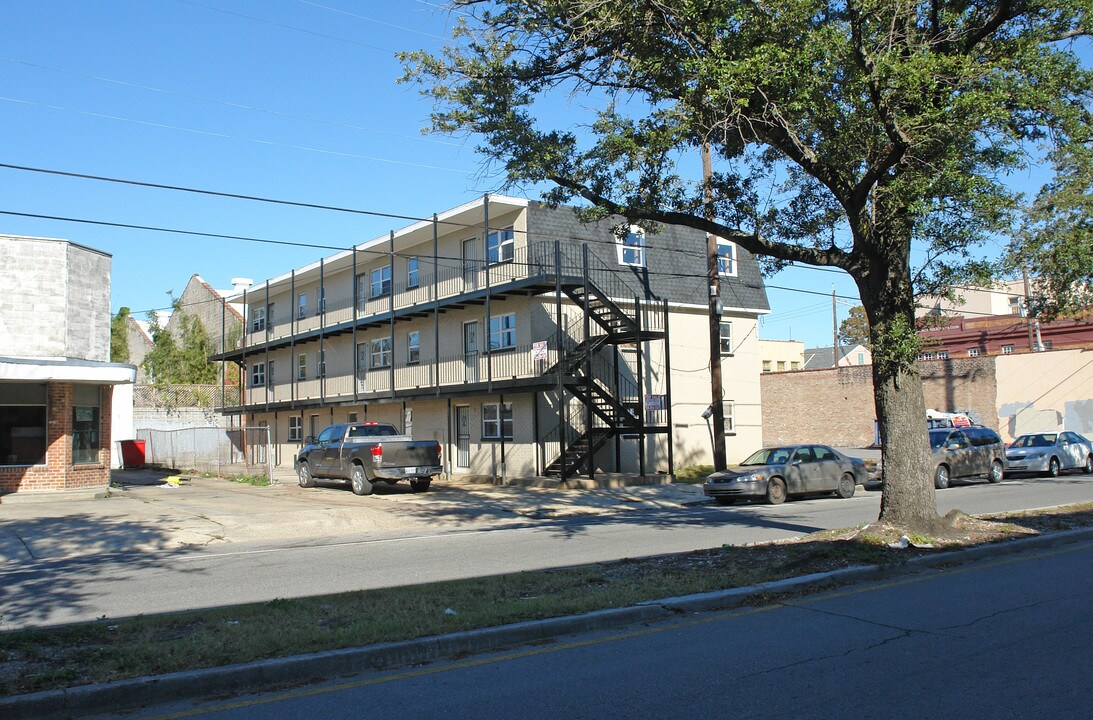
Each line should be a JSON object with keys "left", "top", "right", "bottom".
{"left": 213, "top": 196, "right": 769, "bottom": 482}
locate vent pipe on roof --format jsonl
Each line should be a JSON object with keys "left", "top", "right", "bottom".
{"left": 230, "top": 277, "right": 253, "bottom": 292}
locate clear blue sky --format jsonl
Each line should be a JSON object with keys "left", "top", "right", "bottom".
{"left": 0, "top": 1, "right": 1080, "bottom": 349}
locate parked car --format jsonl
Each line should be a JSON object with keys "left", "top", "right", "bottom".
{"left": 295, "top": 422, "right": 443, "bottom": 495}
{"left": 1005, "top": 432, "right": 1093, "bottom": 477}
{"left": 703, "top": 444, "right": 871, "bottom": 505}
{"left": 929, "top": 426, "right": 1006, "bottom": 489}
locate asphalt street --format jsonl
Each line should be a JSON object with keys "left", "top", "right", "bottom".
{"left": 2, "top": 472, "right": 1091, "bottom": 629}
{"left": 99, "top": 539, "right": 1093, "bottom": 720}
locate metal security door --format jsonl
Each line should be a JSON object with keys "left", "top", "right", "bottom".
{"left": 462, "top": 237, "right": 480, "bottom": 290}
{"left": 455, "top": 406, "right": 470, "bottom": 468}
{"left": 463, "top": 320, "right": 479, "bottom": 383}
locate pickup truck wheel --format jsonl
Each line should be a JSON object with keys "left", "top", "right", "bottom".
{"left": 350, "top": 464, "right": 373, "bottom": 496}
{"left": 410, "top": 478, "right": 431, "bottom": 493}
{"left": 297, "top": 463, "right": 315, "bottom": 488}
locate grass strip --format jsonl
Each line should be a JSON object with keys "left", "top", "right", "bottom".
{"left": 2, "top": 502, "right": 1090, "bottom": 696}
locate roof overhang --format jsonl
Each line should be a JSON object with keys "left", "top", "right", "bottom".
{"left": 0, "top": 357, "right": 137, "bottom": 384}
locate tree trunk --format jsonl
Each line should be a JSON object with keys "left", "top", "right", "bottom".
{"left": 857, "top": 253, "right": 942, "bottom": 533}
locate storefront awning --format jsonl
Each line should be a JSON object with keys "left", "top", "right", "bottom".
{"left": 0, "top": 357, "right": 136, "bottom": 384}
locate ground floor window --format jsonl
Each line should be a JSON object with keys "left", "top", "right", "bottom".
{"left": 0, "top": 383, "right": 47, "bottom": 465}
{"left": 482, "top": 402, "right": 513, "bottom": 440}
{"left": 288, "top": 416, "right": 302, "bottom": 441}
{"left": 72, "top": 384, "right": 102, "bottom": 465}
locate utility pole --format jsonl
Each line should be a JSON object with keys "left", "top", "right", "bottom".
{"left": 832, "top": 286, "right": 839, "bottom": 367}
{"left": 702, "top": 142, "right": 727, "bottom": 471}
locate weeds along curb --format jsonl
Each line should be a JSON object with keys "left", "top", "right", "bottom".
{"left": 4, "top": 526, "right": 1092, "bottom": 720}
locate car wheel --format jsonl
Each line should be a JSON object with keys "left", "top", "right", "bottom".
{"left": 766, "top": 477, "right": 787, "bottom": 505}
{"left": 714, "top": 497, "right": 736, "bottom": 506}
{"left": 835, "top": 473, "right": 855, "bottom": 499}
{"left": 987, "top": 460, "right": 1004, "bottom": 484}
{"left": 297, "top": 463, "right": 315, "bottom": 488}
{"left": 934, "top": 464, "right": 950, "bottom": 490}
{"left": 1045, "top": 457, "right": 1060, "bottom": 478}
{"left": 350, "top": 464, "right": 373, "bottom": 496}
{"left": 1084, "top": 455, "right": 1093, "bottom": 474}
{"left": 410, "top": 478, "right": 431, "bottom": 493}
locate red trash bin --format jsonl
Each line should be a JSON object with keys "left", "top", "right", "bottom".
{"left": 120, "top": 439, "right": 146, "bottom": 469}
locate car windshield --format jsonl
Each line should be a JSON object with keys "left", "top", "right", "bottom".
{"left": 741, "top": 448, "right": 793, "bottom": 466}
{"left": 1011, "top": 434, "right": 1057, "bottom": 448}
{"left": 928, "top": 430, "right": 951, "bottom": 450}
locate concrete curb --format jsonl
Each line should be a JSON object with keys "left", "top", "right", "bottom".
{"left": 4, "top": 526, "right": 1092, "bottom": 719}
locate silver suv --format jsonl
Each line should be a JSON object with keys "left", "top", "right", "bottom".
{"left": 929, "top": 426, "right": 1006, "bottom": 489}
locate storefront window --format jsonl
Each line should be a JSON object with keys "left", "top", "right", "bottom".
{"left": 1, "top": 383, "right": 47, "bottom": 465}
{"left": 72, "top": 385, "right": 101, "bottom": 465}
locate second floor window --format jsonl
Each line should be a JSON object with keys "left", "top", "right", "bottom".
{"left": 719, "top": 322, "right": 732, "bottom": 355}
{"left": 317, "top": 287, "right": 326, "bottom": 315}
{"left": 251, "top": 362, "right": 265, "bottom": 387}
{"left": 298, "top": 293, "right": 307, "bottom": 320}
{"left": 723, "top": 401, "right": 735, "bottom": 433}
{"left": 267, "top": 360, "right": 275, "bottom": 387}
{"left": 297, "top": 353, "right": 307, "bottom": 380}
{"left": 251, "top": 305, "right": 266, "bottom": 333}
{"left": 371, "top": 266, "right": 392, "bottom": 298}
{"left": 408, "top": 331, "right": 420, "bottom": 364}
{"left": 717, "top": 239, "right": 737, "bottom": 276}
{"left": 487, "top": 227, "right": 514, "bottom": 264}
{"left": 762, "top": 360, "right": 771, "bottom": 372}
{"left": 371, "top": 337, "right": 392, "bottom": 368}
{"left": 407, "top": 257, "right": 420, "bottom": 288}
{"left": 489, "top": 313, "right": 517, "bottom": 351}
{"left": 618, "top": 226, "right": 646, "bottom": 267}
{"left": 1001, "top": 344, "right": 1015, "bottom": 354}
{"left": 317, "top": 350, "right": 326, "bottom": 378}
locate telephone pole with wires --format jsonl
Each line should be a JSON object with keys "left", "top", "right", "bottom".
{"left": 702, "top": 142, "right": 727, "bottom": 471}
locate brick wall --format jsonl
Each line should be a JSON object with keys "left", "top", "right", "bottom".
{"left": 0, "top": 382, "right": 112, "bottom": 496}
{"left": 761, "top": 357, "right": 999, "bottom": 447}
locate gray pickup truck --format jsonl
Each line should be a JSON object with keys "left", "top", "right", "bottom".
{"left": 295, "top": 422, "right": 443, "bottom": 495}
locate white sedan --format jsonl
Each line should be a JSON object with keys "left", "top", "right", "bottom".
{"left": 1005, "top": 432, "right": 1093, "bottom": 477}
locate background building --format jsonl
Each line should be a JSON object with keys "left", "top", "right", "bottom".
{"left": 0, "top": 234, "right": 136, "bottom": 497}
{"left": 758, "top": 339, "right": 805, "bottom": 373}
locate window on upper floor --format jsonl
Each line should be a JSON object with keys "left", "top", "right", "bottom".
{"left": 407, "top": 256, "right": 420, "bottom": 288}
{"left": 251, "top": 362, "right": 265, "bottom": 387}
{"left": 408, "top": 331, "right": 421, "bottom": 364}
{"left": 790, "top": 361, "right": 800, "bottom": 370}
{"left": 617, "top": 226, "right": 646, "bottom": 268}
{"left": 251, "top": 305, "right": 266, "bottom": 333}
{"left": 487, "top": 227, "right": 515, "bottom": 264}
{"left": 723, "top": 401, "right": 735, "bottom": 434}
{"left": 717, "top": 238, "right": 737, "bottom": 276}
{"left": 316, "top": 350, "right": 326, "bottom": 378}
{"left": 719, "top": 322, "right": 732, "bottom": 355}
{"left": 317, "top": 287, "right": 326, "bottom": 315}
{"left": 762, "top": 360, "right": 771, "bottom": 372}
{"left": 489, "top": 313, "right": 517, "bottom": 351}
{"left": 1001, "top": 344, "right": 1015, "bottom": 354}
{"left": 371, "top": 337, "right": 392, "bottom": 368}
{"left": 777, "top": 360, "right": 786, "bottom": 371}
{"left": 267, "top": 360, "right": 275, "bottom": 387}
{"left": 968, "top": 347, "right": 982, "bottom": 357}
{"left": 371, "top": 266, "right": 392, "bottom": 299}
{"left": 297, "top": 293, "right": 307, "bottom": 320}
{"left": 297, "top": 353, "right": 307, "bottom": 380}
{"left": 482, "top": 402, "right": 514, "bottom": 440}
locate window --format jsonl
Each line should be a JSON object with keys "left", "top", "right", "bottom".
{"left": 968, "top": 347, "right": 981, "bottom": 357}
{"left": 719, "top": 322, "right": 732, "bottom": 355}
{"left": 371, "top": 337, "right": 392, "bottom": 368}
{"left": 920, "top": 350, "right": 949, "bottom": 360}
{"left": 251, "top": 362, "right": 265, "bottom": 387}
{"left": 407, "top": 256, "right": 420, "bottom": 288}
{"left": 407, "top": 331, "right": 421, "bottom": 364}
{"left": 717, "top": 238, "right": 737, "bottom": 276}
{"left": 298, "top": 292, "right": 307, "bottom": 320}
{"left": 72, "top": 384, "right": 101, "bottom": 465}
{"left": 489, "top": 313, "right": 517, "bottom": 351}
{"left": 487, "top": 226, "right": 515, "bottom": 264}
{"left": 317, "top": 287, "right": 326, "bottom": 314}
{"left": 482, "top": 402, "right": 514, "bottom": 440}
{"left": 0, "top": 383, "right": 47, "bottom": 465}
{"left": 856, "top": 352, "right": 865, "bottom": 365}
{"left": 250, "top": 304, "right": 266, "bottom": 333}
{"left": 356, "top": 342, "right": 369, "bottom": 376}
{"left": 1001, "top": 344, "right": 1015, "bottom": 355}
{"left": 267, "top": 360, "right": 275, "bottom": 387}
{"left": 371, "top": 266, "right": 392, "bottom": 298}
{"left": 723, "top": 401, "right": 735, "bottom": 433}
{"left": 298, "top": 353, "right": 307, "bottom": 380}
{"left": 288, "top": 416, "right": 302, "bottom": 441}
{"left": 1042, "top": 340, "right": 1053, "bottom": 351}
{"left": 404, "top": 408, "right": 413, "bottom": 436}
{"left": 617, "top": 226, "right": 646, "bottom": 267}
{"left": 790, "top": 361, "right": 800, "bottom": 370}
{"left": 777, "top": 361, "right": 786, "bottom": 371}
{"left": 762, "top": 360, "right": 771, "bottom": 372}
{"left": 347, "top": 412, "right": 358, "bottom": 424}
{"left": 938, "top": 350, "right": 949, "bottom": 359}
{"left": 1009, "top": 296, "right": 1023, "bottom": 315}
{"left": 316, "top": 350, "right": 326, "bottom": 378}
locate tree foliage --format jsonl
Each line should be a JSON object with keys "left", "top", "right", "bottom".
{"left": 110, "top": 306, "right": 131, "bottom": 364}
{"left": 403, "top": 1, "right": 1091, "bottom": 531}
{"left": 838, "top": 306, "right": 871, "bottom": 348}
{"left": 142, "top": 298, "right": 218, "bottom": 386}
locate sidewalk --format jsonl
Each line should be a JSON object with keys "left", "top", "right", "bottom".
{"left": 0, "top": 469, "right": 711, "bottom": 563}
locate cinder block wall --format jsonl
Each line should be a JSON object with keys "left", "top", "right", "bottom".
{"left": 761, "top": 357, "right": 998, "bottom": 447}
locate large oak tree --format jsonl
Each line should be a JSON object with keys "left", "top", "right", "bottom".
{"left": 403, "top": 1, "right": 1091, "bottom": 532}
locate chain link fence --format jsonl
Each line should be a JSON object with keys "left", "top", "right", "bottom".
{"left": 133, "top": 384, "right": 241, "bottom": 409}
{"left": 135, "top": 426, "right": 272, "bottom": 480}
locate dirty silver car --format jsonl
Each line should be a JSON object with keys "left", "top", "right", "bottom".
{"left": 929, "top": 426, "right": 1006, "bottom": 489}
{"left": 703, "top": 445, "right": 870, "bottom": 506}
{"left": 1005, "top": 432, "right": 1093, "bottom": 477}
